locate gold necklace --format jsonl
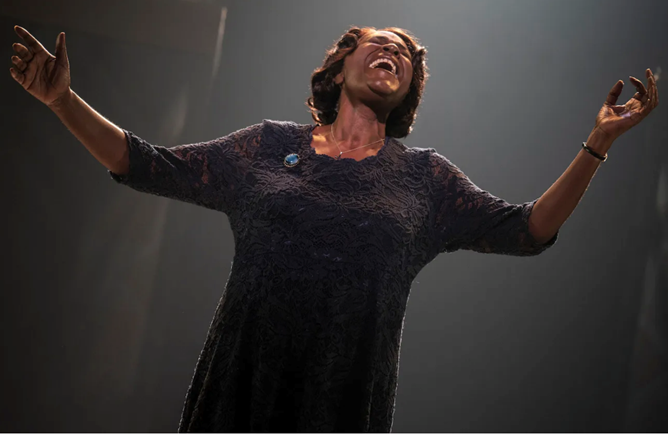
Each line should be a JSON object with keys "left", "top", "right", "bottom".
{"left": 330, "top": 123, "right": 385, "bottom": 159}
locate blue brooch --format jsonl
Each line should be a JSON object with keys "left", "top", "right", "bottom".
{"left": 284, "top": 153, "right": 300, "bottom": 167}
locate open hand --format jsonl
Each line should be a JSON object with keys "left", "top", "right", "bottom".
{"left": 594, "top": 68, "right": 659, "bottom": 142}
{"left": 9, "top": 26, "right": 71, "bottom": 107}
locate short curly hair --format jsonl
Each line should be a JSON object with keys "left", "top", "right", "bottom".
{"left": 306, "top": 26, "right": 429, "bottom": 138}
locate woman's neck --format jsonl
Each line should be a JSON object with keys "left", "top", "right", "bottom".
{"left": 330, "top": 98, "right": 388, "bottom": 152}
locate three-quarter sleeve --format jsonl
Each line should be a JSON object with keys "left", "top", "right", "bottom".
{"left": 109, "top": 122, "right": 264, "bottom": 214}
{"left": 428, "top": 150, "right": 558, "bottom": 256}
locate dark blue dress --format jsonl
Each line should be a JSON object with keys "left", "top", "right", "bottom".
{"left": 109, "top": 119, "right": 558, "bottom": 432}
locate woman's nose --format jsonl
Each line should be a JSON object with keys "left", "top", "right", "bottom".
{"left": 382, "top": 45, "right": 399, "bottom": 57}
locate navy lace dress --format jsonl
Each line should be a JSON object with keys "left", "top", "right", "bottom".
{"left": 109, "top": 119, "right": 558, "bottom": 432}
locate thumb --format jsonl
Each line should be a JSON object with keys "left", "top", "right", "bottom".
{"left": 55, "top": 32, "right": 70, "bottom": 69}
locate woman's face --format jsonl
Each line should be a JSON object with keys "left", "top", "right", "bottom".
{"left": 335, "top": 30, "right": 414, "bottom": 115}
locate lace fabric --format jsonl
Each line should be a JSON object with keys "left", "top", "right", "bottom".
{"left": 428, "top": 151, "right": 558, "bottom": 256}
{"left": 109, "top": 119, "right": 558, "bottom": 432}
{"left": 109, "top": 123, "right": 262, "bottom": 215}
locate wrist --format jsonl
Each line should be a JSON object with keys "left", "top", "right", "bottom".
{"left": 585, "top": 127, "right": 614, "bottom": 155}
{"left": 47, "top": 88, "right": 75, "bottom": 112}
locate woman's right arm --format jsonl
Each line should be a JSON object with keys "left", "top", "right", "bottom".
{"left": 49, "top": 89, "right": 130, "bottom": 175}
{"left": 10, "top": 25, "right": 265, "bottom": 214}
{"left": 10, "top": 25, "right": 128, "bottom": 174}
{"left": 47, "top": 85, "right": 266, "bottom": 214}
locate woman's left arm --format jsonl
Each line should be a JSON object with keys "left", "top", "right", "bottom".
{"left": 529, "top": 68, "right": 659, "bottom": 244}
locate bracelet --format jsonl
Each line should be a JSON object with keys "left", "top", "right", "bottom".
{"left": 581, "top": 142, "right": 608, "bottom": 162}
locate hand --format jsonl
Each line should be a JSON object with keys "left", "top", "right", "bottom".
{"left": 9, "top": 26, "right": 71, "bottom": 107}
{"left": 594, "top": 68, "right": 659, "bottom": 142}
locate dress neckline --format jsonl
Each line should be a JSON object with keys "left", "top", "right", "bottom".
{"left": 302, "top": 123, "right": 391, "bottom": 164}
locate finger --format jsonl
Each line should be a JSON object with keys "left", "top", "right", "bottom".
{"left": 54, "top": 32, "right": 69, "bottom": 70}
{"left": 9, "top": 67, "right": 24, "bottom": 85}
{"left": 651, "top": 72, "right": 659, "bottom": 108}
{"left": 645, "top": 70, "right": 658, "bottom": 111}
{"left": 629, "top": 76, "right": 647, "bottom": 93}
{"left": 13, "top": 26, "right": 48, "bottom": 55}
{"left": 11, "top": 55, "right": 27, "bottom": 73}
{"left": 629, "top": 76, "right": 647, "bottom": 101}
{"left": 639, "top": 79, "right": 657, "bottom": 117}
{"left": 12, "top": 43, "right": 34, "bottom": 62}
{"left": 605, "top": 80, "right": 624, "bottom": 105}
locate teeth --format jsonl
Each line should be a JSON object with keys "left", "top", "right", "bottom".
{"left": 369, "top": 58, "right": 397, "bottom": 75}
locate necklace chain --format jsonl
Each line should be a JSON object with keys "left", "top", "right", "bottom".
{"left": 330, "top": 123, "right": 385, "bottom": 159}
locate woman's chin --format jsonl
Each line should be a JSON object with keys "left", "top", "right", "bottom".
{"left": 367, "top": 83, "right": 401, "bottom": 100}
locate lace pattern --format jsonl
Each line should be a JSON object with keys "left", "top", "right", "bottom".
{"left": 109, "top": 119, "right": 558, "bottom": 432}
{"left": 109, "top": 123, "right": 263, "bottom": 215}
{"left": 427, "top": 151, "right": 559, "bottom": 256}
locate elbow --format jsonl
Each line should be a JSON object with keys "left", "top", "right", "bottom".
{"left": 528, "top": 209, "right": 558, "bottom": 245}
{"left": 533, "top": 230, "right": 558, "bottom": 245}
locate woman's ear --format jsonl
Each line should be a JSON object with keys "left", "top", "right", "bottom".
{"left": 334, "top": 70, "right": 344, "bottom": 87}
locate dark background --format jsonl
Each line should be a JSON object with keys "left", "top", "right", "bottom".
{"left": 2, "top": 0, "right": 667, "bottom": 431}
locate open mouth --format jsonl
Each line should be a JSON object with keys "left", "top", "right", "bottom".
{"left": 368, "top": 57, "right": 398, "bottom": 77}
{"left": 373, "top": 67, "right": 396, "bottom": 77}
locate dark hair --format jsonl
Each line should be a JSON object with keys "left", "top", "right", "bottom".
{"left": 306, "top": 26, "right": 429, "bottom": 138}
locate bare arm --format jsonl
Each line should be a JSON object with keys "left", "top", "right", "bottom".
{"left": 49, "top": 89, "right": 129, "bottom": 175}
{"left": 9, "top": 26, "right": 129, "bottom": 174}
{"left": 529, "top": 67, "right": 659, "bottom": 244}
{"left": 528, "top": 128, "right": 611, "bottom": 244}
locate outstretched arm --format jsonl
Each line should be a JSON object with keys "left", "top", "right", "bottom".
{"left": 529, "top": 68, "right": 659, "bottom": 243}
{"left": 528, "top": 129, "right": 611, "bottom": 244}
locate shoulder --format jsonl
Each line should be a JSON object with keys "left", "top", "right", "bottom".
{"left": 224, "top": 119, "right": 307, "bottom": 138}
{"left": 219, "top": 119, "right": 308, "bottom": 147}
{"left": 260, "top": 118, "right": 310, "bottom": 133}
{"left": 260, "top": 118, "right": 305, "bottom": 128}
{"left": 396, "top": 144, "right": 452, "bottom": 170}
{"left": 257, "top": 119, "right": 312, "bottom": 143}
{"left": 402, "top": 144, "right": 436, "bottom": 160}
{"left": 422, "top": 147, "right": 458, "bottom": 172}
{"left": 402, "top": 146, "right": 464, "bottom": 182}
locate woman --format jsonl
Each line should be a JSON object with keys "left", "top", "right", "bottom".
{"left": 10, "top": 24, "right": 658, "bottom": 432}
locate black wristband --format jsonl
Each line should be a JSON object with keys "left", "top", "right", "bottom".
{"left": 582, "top": 142, "right": 608, "bottom": 162}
